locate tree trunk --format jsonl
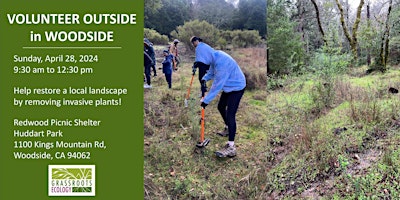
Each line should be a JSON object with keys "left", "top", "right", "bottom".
{"left": 383, "top": 0, "right": 393, "bottom": 67}
{"left": 346, "top": 0, "right": 350, "bottom": 34}
{"left": 266, "top": 0, "right": 269, "bottom": 75}
{"left": 351, "top": 0, "right": 364, "bottom": 61}
{"left": 297, "top": 0, "right": 305, "bottom": 43}
{"left": 310, "top": 0, "right": 327, "bottom": 46}
{"left": 335, "top": 0, "right": 353, "bottom": 53}
{"left": 379, "top": 31, "right": 386, "bottom": 69}
{"left": 297, "top": 0, "right": 307, "bottom": 56}
{"left": 367, "top": 2, "right": 371, "bottom": 66}
{"left": 335, "top": 0, "right": 365, "bottom": 62}
{"left": 375, "top": 0, "right": 392, "bottom": 72}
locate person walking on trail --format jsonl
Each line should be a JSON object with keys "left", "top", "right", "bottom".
{"left": 144, "top": 38, "right": 157, "bottom": 77}
{"left": 198, "top": 43, "right": 246, "bottom": 158}
{"left": 162, "top": 50, "right": 173, "bottom": 89}
{"left": 190, "top": 36, "right": 212, "bottom": 97}
{"left": 144, "top": 50, "right": 153, "bottom": 89}
{"left": 169, "top": 39, "right": 180, "bottom": 71}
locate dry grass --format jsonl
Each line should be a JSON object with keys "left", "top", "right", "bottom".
{"left": 232, "top": 47, "right": 267, "bottom": 90}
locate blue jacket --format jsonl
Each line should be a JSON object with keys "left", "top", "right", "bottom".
{"left": 195, "top": 42, "right": 215, "bottom": 65}
{"left": 162, "top": 54, "right": 173, "bottom": 74}
{"left": 201, "top": 50, "right": 246, "bottom": 104}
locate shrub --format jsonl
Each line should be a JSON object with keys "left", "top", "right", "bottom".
{"left": 170, "top": 20, "right": 220, "bottom": 51}
{"left": 216, "top": 37, "right": 227, "bottom": 50}
{"left": 232, "top": 30, "right": 262, "bottom": 48}
{"left": 308, "top": 47, "right": 351, "bottom": 76}
{"left": 220, "top": 30, "right": 262, "bottom": 48}
{"left": 266, "top": 73, "right": 286, "bottom": 90}
{"left": 310, "top": 79, "right": 335, "bottom": 113}
{"left": 144, "top": 28, "right": 169, "bottom": 45}
{"left": 267, "top": 9, "right": 305, "bottom": 74}
{"left": 307, "top": 47, "right": 352, "bottom": 113}
{"left": 220, "top": 30, "right": 233, "bottom": 43}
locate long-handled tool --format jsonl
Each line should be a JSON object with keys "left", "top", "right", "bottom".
{"left": 196, "top": 107, "right": 210, "bottom": 148}
{"left": 184, "top": 69, "right": 196, "bottom": 107}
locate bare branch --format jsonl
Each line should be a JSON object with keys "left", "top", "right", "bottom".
{"left": 310, "top": 0, "right": 327, "bottom": 46}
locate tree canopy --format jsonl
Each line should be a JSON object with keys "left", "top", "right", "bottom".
{"left": 267, "top": 0, "right": 400, "bottom": 74}
{"left": 145, "top": 0, "right": 266, "bottom": 38}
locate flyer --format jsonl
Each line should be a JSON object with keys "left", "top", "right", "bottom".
{"left": 0, "top": 0, "right": 144, "bottom": 199}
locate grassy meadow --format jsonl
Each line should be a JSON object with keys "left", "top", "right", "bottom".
{"left": 144, "top": 46, "right": 400, "bottom": 199}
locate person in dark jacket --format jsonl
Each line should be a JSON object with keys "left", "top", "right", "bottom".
{"left": 144, "top": 38, "right": 157, "bottom": 77}
{"left": 144, "top": 50, "right": 153, "bottom": 89}
{"left": 162, "top": 50, "right": 173, "bottom": 89}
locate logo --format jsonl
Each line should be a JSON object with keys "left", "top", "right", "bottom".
{"left": 48, "top": 165, "right": 95, "bottom": 196}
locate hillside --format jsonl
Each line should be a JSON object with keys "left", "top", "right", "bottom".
{"left": 144, "top": 46, "right": 400, "bottom": 199}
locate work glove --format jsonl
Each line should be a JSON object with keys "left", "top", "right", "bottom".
{"left": 193, "top": 62, "right": 199, "bottom": 69}
{"left": 201, "top": 102, "right": 208, "bottom": 109}
{"left": 192, "top": 66, "right": 197, "bottom": 75}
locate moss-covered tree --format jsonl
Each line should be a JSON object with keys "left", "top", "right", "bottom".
{"left": 335, "top": 0, "right": 365, "bottom": 62}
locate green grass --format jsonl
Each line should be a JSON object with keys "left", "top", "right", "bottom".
{"left": 349, "top": 68, "right": 400, "bottom": 89}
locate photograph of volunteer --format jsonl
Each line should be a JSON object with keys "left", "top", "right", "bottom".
{"left": 192, "top": 36, "right": 246, "bottom": 158}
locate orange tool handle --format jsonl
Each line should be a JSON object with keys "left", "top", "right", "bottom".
{"left": 200, "top": 107, "right": 205, "bottom": 142}
{"left": 186, "top": 75, "right": 195, "bottom": 99}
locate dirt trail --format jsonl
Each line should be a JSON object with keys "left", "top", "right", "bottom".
{"left": 300, "top": 149, "right": 381, "bottom": 199}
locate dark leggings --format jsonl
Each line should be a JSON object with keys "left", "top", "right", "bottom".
{"left": 151, "top": 65, "right": 157, "bottom": 75}
{"left": 217, "top": 88, "right": 245, "bottom": 141}
{"left": 144, "top": 65, "right": 151, "bottom": 85}
{"left": 165, "top": 73, "right": 172, "bottom": 88}
{"left": 198, "top": 65, "right": 210, "bottom": 83}
{"left": 198, "top": 64, "right": 210, "bottom": 95}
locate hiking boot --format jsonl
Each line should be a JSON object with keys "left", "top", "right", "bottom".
{"left": 217, "top": 127, "right": 229, "bottom": 137}
{"left": 215, "top": 144, "right": 236, "bottom": 158}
